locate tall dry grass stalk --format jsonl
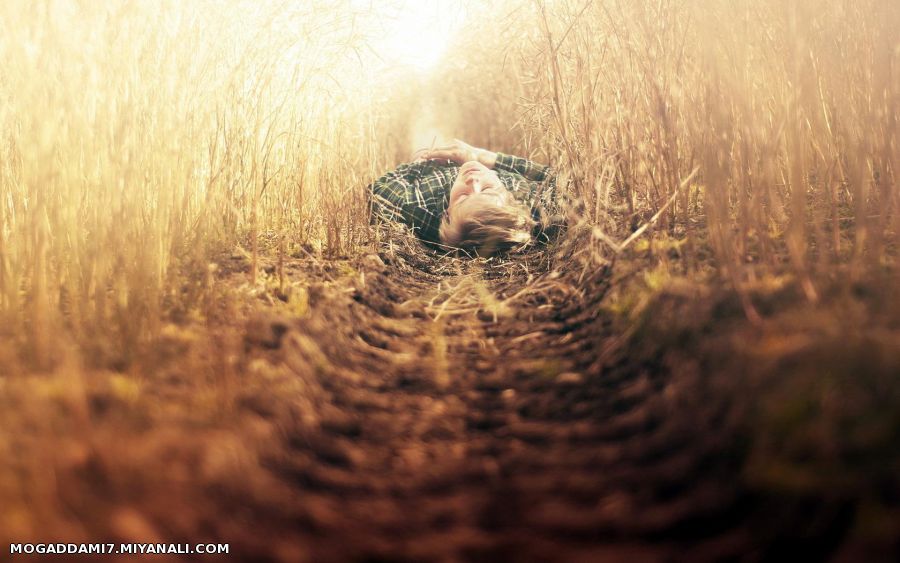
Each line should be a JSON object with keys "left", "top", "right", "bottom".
{"left": 0, "top": 1, "right": 410, "bottom": 368}
{"left": 438, "top": 0, "right": 898, "bottom": 298}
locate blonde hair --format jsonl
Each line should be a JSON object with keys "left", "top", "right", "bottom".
{"left": 439, "top": 201, "right": 535, "bottom": 256}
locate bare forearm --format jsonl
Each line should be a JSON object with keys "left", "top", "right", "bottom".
{"left": 477, "top": 149, "right": 497, "bottom": 169}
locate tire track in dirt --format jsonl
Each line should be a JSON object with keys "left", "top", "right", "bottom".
{"left": 238, "top": 242, "right": 847, "bottom": 562}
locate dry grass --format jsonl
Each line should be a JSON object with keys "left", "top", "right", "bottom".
{"left": 438, "top": 0, "right": 898, "bottom": 299}
{"left": 1, "top": 0, "right": 896, "bottom": 368}
{"left": 0, "top": 1, "right": 412, "bottom": 370}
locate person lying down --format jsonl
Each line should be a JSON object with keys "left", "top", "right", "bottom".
{"left": 369, "top": 139, "right": 564, "bottom": 257}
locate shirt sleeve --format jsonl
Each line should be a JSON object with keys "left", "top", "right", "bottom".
{"left": 369, "top": 163, "right": 414, "bottom": 224}
{"left": 493, "top": 152, "right": 555, "bottom": 183}
{"left": 368, "top": 162, "right": 450, "bottom": 242}
{"left": 494, "top": 152, "right": 559, "bottom": 220}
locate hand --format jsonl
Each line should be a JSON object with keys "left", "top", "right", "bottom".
{"left": 412, "top": 139, "right": 497, "bottom": 169}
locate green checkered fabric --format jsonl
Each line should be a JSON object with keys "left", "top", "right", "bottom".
{"left": 369, "top": 153, "right": 558, "bottom": 244}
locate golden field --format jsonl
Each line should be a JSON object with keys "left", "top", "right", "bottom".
{"left": 1, "top": 1, "right": 898, "bottom": 560}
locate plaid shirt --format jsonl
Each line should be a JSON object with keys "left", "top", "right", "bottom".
{"left": 369, "top": 153, "right": 557, "bottom": 243}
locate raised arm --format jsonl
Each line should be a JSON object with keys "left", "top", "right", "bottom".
{"left": 413, "top": 139, "right": 554, "bottom": 182}
{"left": 492, "top": 152, "right": 554, "bottom": 183}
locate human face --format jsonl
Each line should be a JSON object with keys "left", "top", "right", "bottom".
{"left": 447, "top": 161, "right": 510, "bottom": 219}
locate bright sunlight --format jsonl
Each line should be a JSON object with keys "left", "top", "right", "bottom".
{"left": 367, "top": 0, "right": 466, "bottom": 71}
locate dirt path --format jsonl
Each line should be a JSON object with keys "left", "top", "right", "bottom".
{"left": 228, "top": 241, "right": 808, "bottom": 563}
{"left": 4, "top": 238, "right": 871, "bottom": 562}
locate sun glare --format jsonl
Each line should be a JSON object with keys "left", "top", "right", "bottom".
{"left": 367, "top": 0, "right": 466, "bottom": 72}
